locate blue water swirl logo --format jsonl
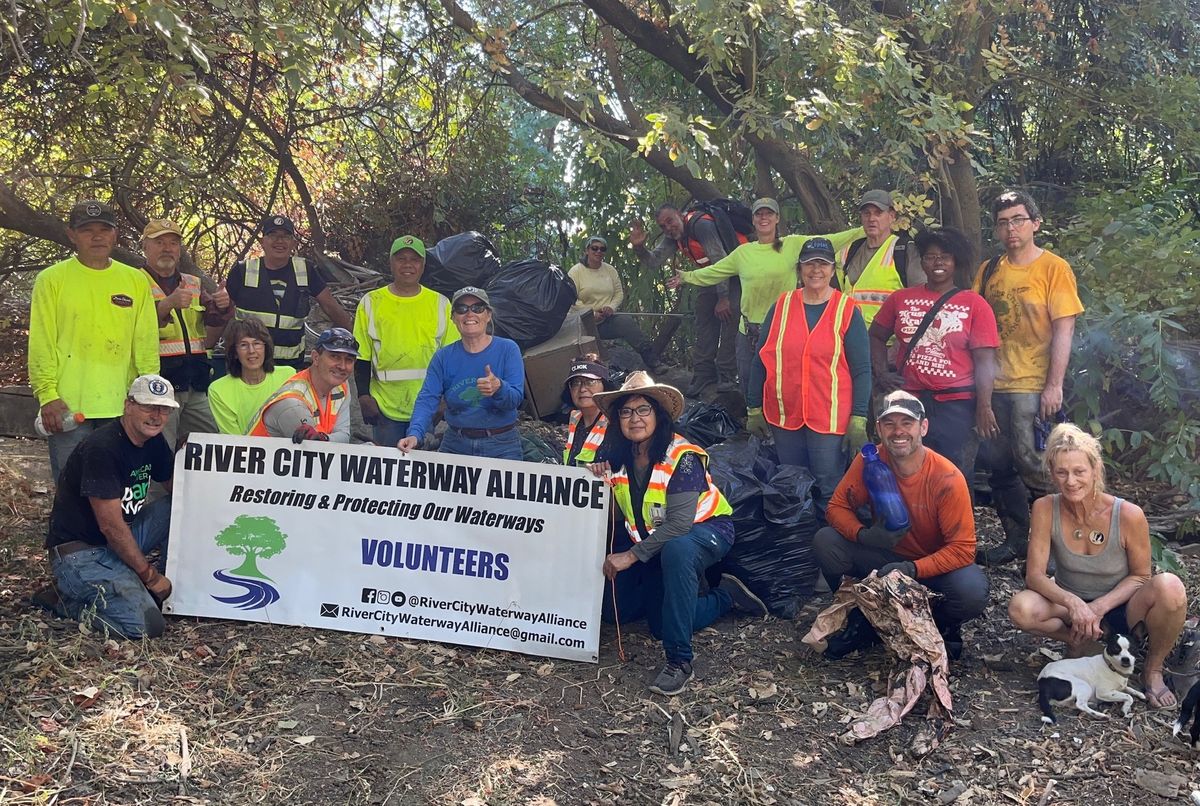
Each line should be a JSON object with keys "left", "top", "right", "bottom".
{"left": 210, "top": 515, "right": 288, "bottom": 610}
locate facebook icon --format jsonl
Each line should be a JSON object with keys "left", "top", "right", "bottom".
{"left": 361, "top": 588, "right": 389, "bottom": 605}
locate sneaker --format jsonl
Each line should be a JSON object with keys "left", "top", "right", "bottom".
{"left": 718, "top": 573, "right": 768, "bottom": 617}
{"left": 823, "top": 609, "right": 881, "bottom": 659}
{"left": 29, "top": 583, "right": 68, "bottom": 617}
{"left": 649, "top": 660, "right": 694, "bottom": 696}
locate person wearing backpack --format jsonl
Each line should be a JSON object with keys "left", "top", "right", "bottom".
{"left": 667, "top": 198, "right": 862, "bottom": 397}
{"left": 972, "top": 190, "right": 1083, "bottom": 566}
{"left": 629, "top": 203, "right": 743, "bottom": 397}
{"left": 836, "top": 190, "right": 924, "bottom": 328}
{"left": 868, "top": 227, "right": 1000, "bottom": 480}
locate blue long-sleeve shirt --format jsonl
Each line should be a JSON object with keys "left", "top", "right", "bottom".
{"left": 406, "top": 338, "right": 525, "bottom": 439}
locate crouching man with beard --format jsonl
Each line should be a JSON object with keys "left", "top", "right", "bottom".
{"left": 813, "top": 390, "right": 988, "bottom": 659}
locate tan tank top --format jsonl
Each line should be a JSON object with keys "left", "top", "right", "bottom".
{"left": 1050, "top": 495, "right": 1128, "bottom": 602}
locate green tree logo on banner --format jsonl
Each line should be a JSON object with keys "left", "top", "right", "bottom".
{"left": 214, "top": 515, "right": 288, "bottom": 581}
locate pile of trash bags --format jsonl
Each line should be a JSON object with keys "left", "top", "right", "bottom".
{"left": 707, "top": 435, "right": 820, "bottom": 619}
{"left": 677, "top": 401, "right": 740, "bottom": 448}
{"left": 423, "top": 232, "right": 577, "bottom": 351}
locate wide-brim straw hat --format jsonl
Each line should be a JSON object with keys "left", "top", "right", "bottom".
{"left": 592, "top": 371, "right": 685, "bottom": 421}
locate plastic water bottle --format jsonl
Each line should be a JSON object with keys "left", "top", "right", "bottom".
{"left": 861, "top": 444, "right": 910, "bottom": 531}
{"left": 34, "top": 410, "right": 85, "bottom": 437}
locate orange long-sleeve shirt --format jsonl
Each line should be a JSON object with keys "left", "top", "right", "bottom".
{"left": 826, "top": 446, "right": 976, "bottom": 578}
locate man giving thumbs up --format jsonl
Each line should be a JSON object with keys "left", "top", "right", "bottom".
{"left": 396, "top": 287, "right": 526, "bottom": 460}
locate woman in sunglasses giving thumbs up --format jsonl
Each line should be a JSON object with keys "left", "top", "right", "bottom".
{"left": 397, "top": 287, "right": 525, "bottom": 460}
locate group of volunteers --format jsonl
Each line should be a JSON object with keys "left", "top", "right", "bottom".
{"left": 24, "top": 190, "right": 1187, "bottom": 706}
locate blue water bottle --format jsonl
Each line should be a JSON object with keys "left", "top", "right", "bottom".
{"left": 861, "top": 444, "right": 910, "bottom": 531}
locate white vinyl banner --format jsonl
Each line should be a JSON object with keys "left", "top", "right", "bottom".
{"left": 164, "top": 434, "right": 607, "bottom": 662}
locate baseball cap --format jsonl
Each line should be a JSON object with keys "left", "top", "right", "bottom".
{"left": 877, "top": 390, "right": 925, "bottom": 421}
{"left": 451, "top": 286, "right": 491, "bottom": 307}
{"left": 69, "top": 200, "right": 117, "bottom": 229}
{"left": 858, "top": 189, "right": 895, "bottom": 211}
{"left": 752, "top": 197, "right": 780, "bottom": 215}
{"left": 390, "top": 235, "right": 426, "bottom": 258}
{"left": 261, "top": 215, "right": 296, "bottom": 236}
{"left": 798, "top": 237, "right": 836, "bottom": 264}
{"left": 314, "top": 327, "right": 359, "bottom": 357}
{"left": 128, "top": 374, "right": 180, "bottom": 409}
{"left": 141, "top": 219, "right": 183, "bottom": 240}
{"left": 566, "top": 359, "right": 609, "bottom": 383}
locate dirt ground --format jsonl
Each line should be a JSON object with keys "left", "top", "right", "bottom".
{"left": 3, "top": 432, "right": 1200, "bottom": 806}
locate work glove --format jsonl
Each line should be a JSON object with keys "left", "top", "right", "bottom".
{"left": 745, "top": 407, "right": 771, "bottom": 439}
{"left": 138, "top": 565, "right": 173, "bottom": 605}
{"left": 876, "top": 560, "right": 917, "bottom": 580}
{"left": 857, "top": 524, "right": 909, "bottom": 550}
{"left": 292, "top": 423, "right": 329, "bottom": 444}
{"left": 845, "top": 415, "right": 869, "bottom": 454}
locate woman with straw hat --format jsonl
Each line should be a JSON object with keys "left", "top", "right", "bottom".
{"left": 590, "top": 371, "right": 766, "bottom": 696}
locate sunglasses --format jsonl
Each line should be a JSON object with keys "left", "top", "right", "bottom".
{"left": 588, "top": 245, "right": 607, "bottom": 252}
{"left": 453, "top": 302, "right": 489, "bottom": 315}
{"left": 321, "top": 336, "right": 357, "bottom": 351}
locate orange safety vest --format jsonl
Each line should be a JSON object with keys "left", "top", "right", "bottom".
{"left": 759, "top": 289, "right": 856, "bottom": 434}
{"left": 678, "top": 211, "right": 749, "bottom": 267}
{"left": 145, "top": 271, "right": 206, "bottom": 357}
{"left": 564, "top": 409, "right": 607, "bottom": 465}
{"left": 246, "top": 368, "right": 348, "bottom": 437}
{"left": 609, "top": 435, "right": 733, "bottom": 543}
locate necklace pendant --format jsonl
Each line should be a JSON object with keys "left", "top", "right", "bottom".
{"left": 1072, "top": 529, "right": 1084, "bottom": 540}
{"left": 1089, "top": 530, "right": 1105, "bottom": 545}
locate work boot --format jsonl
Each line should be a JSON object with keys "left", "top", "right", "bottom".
{"left": 718, "top": 573, "right": 768, "bottom": 617}
{"left": 823, "top": 609, "right": 881, "bottom": 659}
{"left": 29, "top": 583, "right": 68, "bottom": 617}
{"left": 977, "top": 484, "right": 1030, "bottom": 566}
{"left": 939, "top": 622, "right": 964, "bottom": 661}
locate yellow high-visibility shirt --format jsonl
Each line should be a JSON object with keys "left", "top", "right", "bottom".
{"left": 28, "top": 256, "right": 160, "bottom": 417}
{"left": 352, "top": 285, "right": 459, "bottom": 421}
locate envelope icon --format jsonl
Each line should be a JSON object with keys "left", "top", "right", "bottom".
{"left": 320, "top": 603, "right": 339, "bottom": 618}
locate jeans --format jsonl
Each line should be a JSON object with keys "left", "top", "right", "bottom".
{"left": 164, "top": 389, "right": 218, "bottom": 450}
{"left": 735, "top": 329, "right": 760, "bottom": 398}
{"left": 51, "top": 497, "right": 173, "bottom": 639}
{"left": 48, "top": 418, "right": 117, "bottom": 483}
{"left": 439, "top": 426, "right": 523, "bottom": 461}
{"left": 977, "top": 392, "right": 1047, "bottom": 546}
{"left": 691, "top": 286, "right": 739, "bottom": 392}
{"left": 812, "top": 526, "right": 989, "bottom": 628}
{"left": 770, "top": 425, "right": 847, "bottom": 518}
{"left": 372, "top": 415, "right": 410, "bottom": 448}
{"left": 917, "top": 395, "right": 977, "bottom": 482}
{"left": 617, "top": 522, "right": 732, "bottom": 663}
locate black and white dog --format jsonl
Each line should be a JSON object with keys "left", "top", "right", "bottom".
{"left": 1173, "top": 681, "right": 1200, "bottom": 747}
{"left": 1037, "top": 633, "right": 1145, "bottom": 723}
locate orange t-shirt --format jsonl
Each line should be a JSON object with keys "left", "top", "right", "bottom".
{"left": 827, "top": 446, "right": 976, "bottom": 578}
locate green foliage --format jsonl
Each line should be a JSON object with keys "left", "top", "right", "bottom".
{"left": 215, "top": 515, "right": 287, "bottom": 579}
{"left": 1150, "top": 532, "right": 1186, "bottom": 578}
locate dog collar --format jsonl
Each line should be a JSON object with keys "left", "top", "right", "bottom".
{"left": 1103, "top": 654, "right": 1131, "bottom": 677}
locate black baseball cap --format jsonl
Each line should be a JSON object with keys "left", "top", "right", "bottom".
{"left": 314, "top": 327, "right": 359, "bottom": 357}
{"left": 799, "top": 237, "right": 836, "bottom": 264}
{"left": 261, "top": 215, "right": 297, "bottom": 236}
{"left": 69, "top": 200, "right": 117, "bottom": 229}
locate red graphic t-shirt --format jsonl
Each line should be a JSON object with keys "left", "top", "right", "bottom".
{"left": 873, "top": 287, "right": 1000, "bottom": 400}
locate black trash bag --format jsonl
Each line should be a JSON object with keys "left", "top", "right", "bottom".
{"left": 707, "top": 437, "right": 820, "bottom": 619}
{"left": 423, "top": 232, "right": 502, "bottom": 300}
{"left": 487, "top": 259, "right": 577, "bottom": 350}
{"left": 520, "top": 430, "right": 563, "bottom": 464}
{"left": 677, "top": 401, "right": 740, "bottom": 448}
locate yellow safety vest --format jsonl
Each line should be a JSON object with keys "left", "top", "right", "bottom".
{"left": 610, "top": 435, "right": 732, "bottom": 543}
{"left": 564, "top": 409, "right": 607, "bottom": 466}
{"left": 144, "top": 271, "right": 207, "bottom": 357}
{"left": 836, "top": 234, "right": 903, "bottom": 327}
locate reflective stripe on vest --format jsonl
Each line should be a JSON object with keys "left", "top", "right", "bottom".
{"left": 609, "top": 435, "right": 732, "bottom": 543}
{"left": 246, "top": 368, "right": 347, "bottom": 436}
{"left": 362, "top": 291, "right": 448, "bottom": 382}
{"left": 239, "top": 257, "right": 311, "bottom": 360}
{"left": 145, "top": 271, "right": 207, "bottom": 356}
{"left": 759, "top": 289, "right": 855, "bottom": 434}
{"left": 836, "top": 235, "right": 902, "bottom": 325}
{"left": 564, "top": 409, "right": 607, "bottom": 465}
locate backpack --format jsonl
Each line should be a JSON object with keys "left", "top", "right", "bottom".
{"left": 684, "top": 199, "right": 754, "bottom": 256}
{"left": 842, "top": 231, "right": 913, "bottom": 286}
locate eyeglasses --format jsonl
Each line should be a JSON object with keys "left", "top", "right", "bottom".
{"left": 920, "top": 253, "right": 954, "bottom": 266}
{"left": 617, "top": 404, "right": 654, "bottom": 420}
{"left": 131, "top": 401, "right": 172, "bottom": 415}
{"left": 568, "top": 377, "right": 602, "bottom": 389}
{"left": 993, "top": 216, "right": 1033, "bottom": 231}
{"left": 453, "top": 303, "right": 489, "bottom": 315}
{"left": 588, "top": 245, "right": 606, "bottom": 253}
{"left": 236, "top": 339, "right": 265, "bottom": 352}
